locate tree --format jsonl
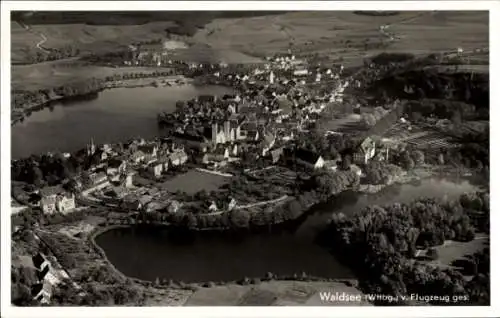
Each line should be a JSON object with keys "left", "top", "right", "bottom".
{"left": 426, "top": 248, "right": 439, "bottom": 260}
{"left": 341, "top": 154, "right": 352, "bottom": 170}
{"left": 229, "top": 210, "right": 250, "bottom": 228}
{"left": 285, "top": 200, "right": 303, "bottom": 220}
{"left": 362, "top": 114, "right": 377, "bottom": 128}
{"left": 412, "top": 150, "right": 425, "bottom": 166}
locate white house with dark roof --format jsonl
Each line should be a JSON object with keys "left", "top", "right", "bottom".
{"left": 147, "top": 160, "right": 164, "bottom": 178}
{"left": 353, "top": 137, "right": 376, "bottom": 165}
{"left": 169, "top": 150, "right": 188, "bottom": 166}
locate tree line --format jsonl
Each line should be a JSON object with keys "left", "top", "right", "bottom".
{"left": 17, "top": 45, "right": 81, "bottom": 65}
{"left": 318, "top": 191, "right": 490, "bottom": 305}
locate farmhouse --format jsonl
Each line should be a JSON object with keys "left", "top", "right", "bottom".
{"left": 353, "top": 137, "right": 377, "bottom": 165}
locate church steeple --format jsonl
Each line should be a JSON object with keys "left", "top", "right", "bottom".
{"left": 87, "top": 137, "right": 96, "bottom": 156}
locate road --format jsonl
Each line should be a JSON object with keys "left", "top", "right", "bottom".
{"left": 17, "top": 20, "right": 50, "bottom": 54}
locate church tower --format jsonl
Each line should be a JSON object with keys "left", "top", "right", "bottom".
{"left": 269, "top": 71, "right": 275, "bottom": 84}
{"left": 87, "top": 138, "right": 96, "bottom": 156}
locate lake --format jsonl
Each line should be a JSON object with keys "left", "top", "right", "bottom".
{"left": 95, "top": 177, "right": 481, "bottom": 283}
{"left": 11, "top": 85, "right": 234, "bottom": 159}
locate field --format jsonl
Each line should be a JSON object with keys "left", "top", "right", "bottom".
{"left": 158, "top": 169, "right": 230, "bottom": 195}
{"left": 424, "top": 64, "right": 490, "bottom": 74}
{"left": 11, "top": 60, "right": 175, "bottom": 91}
{"left": 193, "top": 11, "right": 488, "bottom": 63}
{"left": 433, "top": 235, "right": 489, "bottom": 269}
{"left": 184, "top": 280, "right": 371, "bottom": 306}
{"left": 11, "top": 21, "right": 175, "bottom": 64}
{"left": 11, "top": 11, "right": 488, "bottom": 92}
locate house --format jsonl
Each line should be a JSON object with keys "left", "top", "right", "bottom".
{"left": 293, "top": 68, "right": 309, "bottom": 77}
{"left": 238, "top": 122, "right": 258, "bottom": 140}
{"left": 270, "top": 146, "right": 285, "bottom": 164}
{"left": 122, "top": 172, "right": 134, "bottom": 188}
{"left": 210, "top": 122, "right": 228, "bottom": 144}
{"left": 294, "top": 149, "right": 325, "bottom": 170}
{"left": 86, "top": 172, "right": 108, "bottom": 187}
{"left": 227, "top": 197, "right": 237, "bottom": 211}
{"left": 247, "top": 130, "right": 260, "bottom": 142}
{"left": 143, "top": 154, "right": 157, "bottom": 166}
{"left": 144, "top": 201, "right": 167, "bottom": 213}
{"left": 207, "top": 200, "right": 218, "bottom": 213}
{"left": 159, "top": 159, "right": 169, "bottom": 172}
{"left": 169, "top": 150, "right": 188, "bottom": 166}
{"left": 230, "top": 143, "right": 239, "bottom": 157}
{"left": 349, "top": 164, "right": 363, "bottom": 177}
{"left": 121, "top": 194, "right": 152, "bottom": 211}
{"left": 82, "top": 172, "right": 110, "bottom": 194}
{"left": 55, "top": 193, "right": 76, "bottom": 214}
{"left": 41, "top": 196, "right": 57, "bottom": 214}
{"left": 173, "top": 131, "right": 209, "bottom": 152}
{"left": 261, "top": 131, "right": 276, "bottom": 156}
{"left": 203, "top": 146, "right": 230, "bottom": 164}
{"left": 32, "top": 282, "right": 53, "bottom": 304}
{"left": 121, "top": 195, "right": 141, "bottom": 211}
{"left": 32, "top": 253, "right": 49, "bottom": 271}
{"left": 130, "top": 150, "right": 146, "bottom": 164}
{"left": 37, "top": 265, "right": 60, "bottom": 285}
{"left": 39, "top": 186, "right": 65, "bottom": 214}
{"left": 167, "top": 200, "right": 182, "bottom": 214}
{"left": 353, "top": 137, "right": 377, "bottom": 165}
{"left": 138, "top": 144, "right": 158, "bottom": 158}
{"left": 107, "top": 159, "right": 127, "bottom": 175}
{"left": 92, "top": 149, "right": 108, "bottom": 162}
{"left": 147, "top": 161, "right": 164, "bottom": 178}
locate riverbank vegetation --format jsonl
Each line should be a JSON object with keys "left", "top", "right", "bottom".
{"left": 318, "top": 191, "right": 490, "bottom": 305}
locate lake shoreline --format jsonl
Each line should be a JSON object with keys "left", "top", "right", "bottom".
{"left": 89, "top": 222, "right": 359, "bottom": 288}
{"left": 11, "top": 75, "right": 193, "bottom": 126}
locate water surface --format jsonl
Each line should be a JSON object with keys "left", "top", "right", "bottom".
{"left": 96, "top": 177, "right": 481, "bottom": 283}
{"left": 12, "top": 85, "right": 234, "bottom": 158}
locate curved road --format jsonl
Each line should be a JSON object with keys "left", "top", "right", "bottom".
{"left": 17, "top": 20, "right": 50, "bottom": 53}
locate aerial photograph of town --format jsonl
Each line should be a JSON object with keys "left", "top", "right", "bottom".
{"left": 4, "top": 6, "right": 491, "bottom": 312}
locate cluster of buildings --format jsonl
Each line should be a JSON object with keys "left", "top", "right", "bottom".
{"left": 30, "top": 51, "right": 388, "bottom": 217}
{"left": 157, "top": 52, "right": 354, "bottom": 169}
{"left": 38, "top": 186, "right": 76, "bottom": 215}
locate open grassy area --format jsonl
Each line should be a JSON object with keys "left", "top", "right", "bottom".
{"left": 11, "top": 21, "right": 175, "bottom": 64}
{"left": 193, "top": 11, "right": 488, "bottom": 63}
{"left": 434, "top": 236, "right": 489, "bottom": 268}
{"left": 158, "top": 169, "right": 230, "bottom": 195}
{"left": 11, "top": 60, "right": 174, "bottom": 91}
{"left": 184, "top": 280, "right": 370, "bottom": 306}
{"left": 12, "top": 11, "right": 488, "bottom": 92}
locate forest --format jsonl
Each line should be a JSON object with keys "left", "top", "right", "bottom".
{"left": 318, "top": 191, "right": 490, "bottom": 305}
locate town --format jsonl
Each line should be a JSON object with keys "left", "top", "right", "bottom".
{"left": 8, "top": 10, "right": 490, "bottom": 309}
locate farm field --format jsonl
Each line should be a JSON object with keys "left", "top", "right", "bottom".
{"left": 11, "top": 21, "right": 175, "bottom": 64}
{"left": 11, "top": 60, "right": 175, "bottom": 91}
{"left": 12, "top": 11, "right": 489, "bottom": 93}
{"left": 435, "top": 236, "right": 489, "bottom": 269}
{"left": 194, "top": 11, "right": 488, "bottom": 63}
{"left": 158, "top": 169, "right": 230, "bottom": 195}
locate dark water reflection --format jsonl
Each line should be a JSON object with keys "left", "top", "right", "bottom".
{"left": 96, "top": 177, "right": 481, "bottom": 283}
{"left": 12, "top": 85, "right": 234, "bottom": 158}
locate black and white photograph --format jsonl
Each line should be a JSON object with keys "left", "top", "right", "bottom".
{"left": 0, "top": 1, "right": 497, "bottom": 317}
